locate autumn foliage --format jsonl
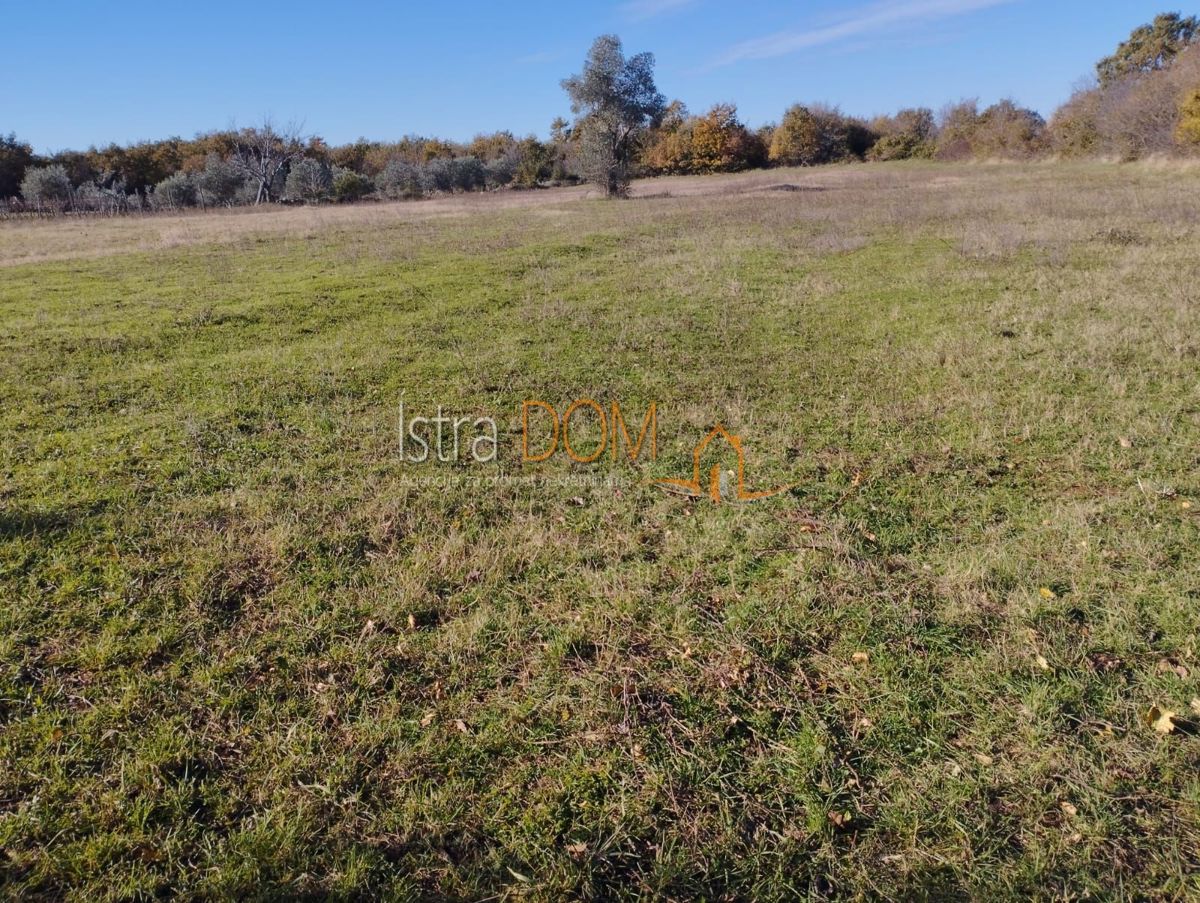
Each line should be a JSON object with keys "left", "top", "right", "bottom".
{"left": 6, "top": 12, "right": 1200, "bottom": 214}
{"left": 643, "top": 104, "right": 766, "bottom": 174}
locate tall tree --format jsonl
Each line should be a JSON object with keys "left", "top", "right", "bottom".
{"left": 229, "top": 121, "right": 305, "bottom": 204}
{"left": 561, "top": 35, "right": 665, "bottom": 197}
{"left": 1097, "top": 12, "right": 1199, "bottom": 85}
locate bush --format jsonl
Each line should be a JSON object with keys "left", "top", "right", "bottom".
{"left": 448, "top": 156, "right": 487, "bottom": 192}
{"left": 153, "top": 172, "right": 197, "bottom": 208}
{"left": 74, "top": 180, "right": 138, "bottom": 214}
{"left": 512, "top": 138, "right": 552, "bottom": 187}
{"left": 843, "top": 118, "right": 879, "bottom": 159}
{"left": 284, "top": 157, "right": 333, "bottom": 203}
{"left": 195, "top": 154, "right": 244, "bottom": 206}
{"left": 687, "top": 104, "right": 766, "bottom": 173}
{"left": 935, "top": 100, "right": 981, "bottom": 160}
{"left": 466, "top": 131, "right": 517, "bottom": 163}
{"left": 1048, "top": 88, "right": 1103, "bottom": 157}
{"left": 769, "top": 104, "right": 854, "bottom": 166}
{"left": 972, "top": 100, "right": 1047, "bottom": 159}
{"left": 485, "top": 153, "right": 517, "bottom": 188}
{"left": 867, "top": 108, "right": 935, "bottom": 161}
{"left": 420, "top": 158, "right": 453, "bottom": 194}
{"left": 0, "top": 133, "right": 34, "bottom": 200}
{"left": 20, "top": 165, "right": 73, "bottom": 204}
{"left": 332, "top": 168, "right": 373, "bottom": 202}
{"left": 376, "top": 160, "right": 423, "bottom": 199}
{"left": 642, "top": 121, "right": 693, "bottom": 174}
{"left": 934, "top": 99, "right": 1044, "bottom": 160}
{"left": 1178, "top": 87, "right": 1200, "bottom": 148}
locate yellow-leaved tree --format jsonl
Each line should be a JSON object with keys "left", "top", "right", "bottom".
{"left": 1177, "top": 87, "right": 1200, "bottom": 147}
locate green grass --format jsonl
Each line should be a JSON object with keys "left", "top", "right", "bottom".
{"left": 2, "top": 162, "right": 1199, "bottom": 899}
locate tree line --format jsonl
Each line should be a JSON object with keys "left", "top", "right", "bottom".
{"left": 3, "top": 12, "right": 1198, "bottom": 213}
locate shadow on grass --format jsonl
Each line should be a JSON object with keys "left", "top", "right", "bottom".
{"left": 0, "top": 505, "right": 105, "bottom": 541}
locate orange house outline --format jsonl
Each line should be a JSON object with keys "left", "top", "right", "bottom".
{"left": 655, "top": 424, "right": 793, "bottom": 503}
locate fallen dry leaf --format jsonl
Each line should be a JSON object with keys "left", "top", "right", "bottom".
{"left": 1147, "top": 706, "right": 1179, "bottom": 734}
{"left": 975, "top": 753, "right": 994, "bottom": 766}
{"left": 827, "top": 810, "right": 853, "bottom": 828}
{"left": 1088, "top": 651, "right": 1122, "bottom": 673}
{"left": 1157, "top": 659, "right": 1190, "bottom": 679}
{"left": 852, "top": 651, "right": 869, "bottom": 664}
{"left": 1039, "top": 587, "right": 1057, "bottom": 600}
{"left": 1035, "top": 654, "right": 1051, "bottom": 671}
{"left": 1061, "top": 801, "right": 1078, "bottom": 818}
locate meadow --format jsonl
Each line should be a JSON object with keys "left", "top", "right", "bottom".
{"left": 1, "top": 161, "right": 1199, "bottom": 900}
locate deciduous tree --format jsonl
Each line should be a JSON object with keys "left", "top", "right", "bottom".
{"left": 194, "top": 154, "right": 244, "bottom": 207}
{"left": 1177, "top": 87, "right": 1200, "bottom": 147}
{"left": 20, "top": 165, "right": 72, "bottom": 205}
{"left": 230, "top": 121, "right": 305, "bottom": 204}
{"left": 769, "top": 104, "right": 850, "bottom": 166}
{"left": 153, "top": 172, "right": 197, "bottom": 208}
{"left": 1097, "top": 12, "right": 1199, "bottom": 86}
{"left": 868, "top": 108, "right": 935, "bottom": 160}
{"left": 689, "top": 104, "right": 764, "bottom": 173}
{"left": 284, "top": 157, "right": 333, "bottom": 203}
{"left": 0, "top": 133, "right": 34, "bottom": 200}
{"left": 562, "top": 35, "right": 665, "bottom": 197}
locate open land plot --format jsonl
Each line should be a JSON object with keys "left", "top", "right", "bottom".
{"left": 2, "top": 162, "right": 1199, "bottom": 899}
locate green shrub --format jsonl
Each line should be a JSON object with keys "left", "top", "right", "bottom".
{"left": 1048, "top": 89, "right": 1102, "bottom": 157}
{"left": 867, "top": 108, "right": 935, "bottom": 161}
{"left": 153, "top": 172, "right": 197, "bottom": 208}
{"left": 195, "top": 154, "right": 244, "bottom": 206}
{"left": 20, "top": 165, "right": 73, "bottom": 204}
{"left": 376, "top": 160, "right": 423, "bottom": 199}
{"left": 283, "top": 158, "right": 332, "bottom": 203}
{"left": 332, "top": 168, "right": 373, "bottom": 202}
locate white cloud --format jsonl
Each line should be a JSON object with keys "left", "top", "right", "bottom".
{"left": 712, "top": 0, "right": 1017, "bottom": 66}
{"left": 619, "top": 0, "right": 697, "bottom": 22}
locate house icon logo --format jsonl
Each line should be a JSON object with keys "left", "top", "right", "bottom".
{"left": 655, "top": 424, "right": 793, "bottom": 504}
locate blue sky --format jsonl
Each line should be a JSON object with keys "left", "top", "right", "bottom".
{"left": 3, "top": 1, "right": 1180, "bottom": 152}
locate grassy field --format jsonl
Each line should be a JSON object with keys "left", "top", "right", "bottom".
{"left": 2, "top": 161, "right": 1199, "bottom": 900}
